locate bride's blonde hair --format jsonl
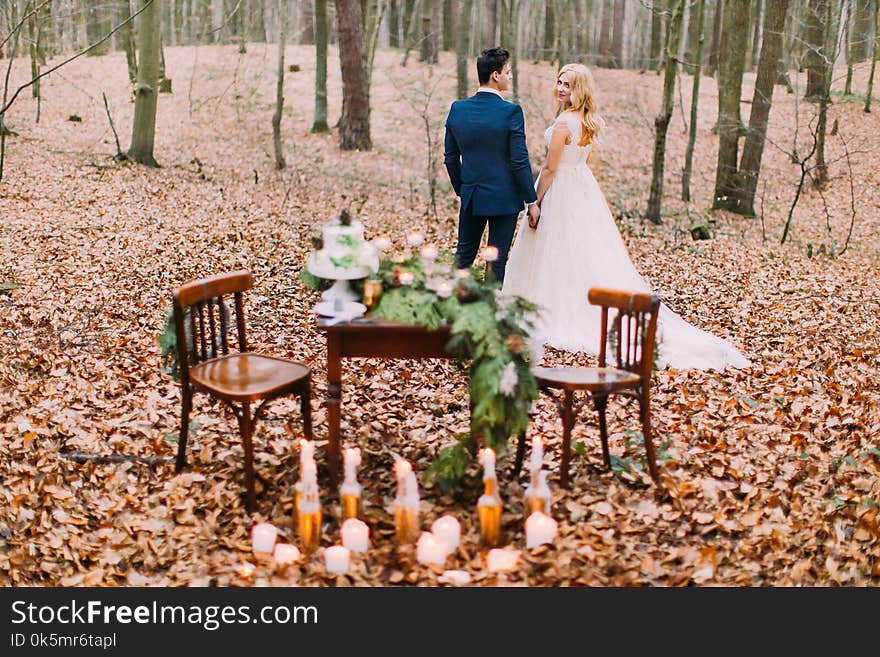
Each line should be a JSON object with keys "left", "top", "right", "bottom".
{"left": 555, "top": 63, "right": 604, "bottom": 146}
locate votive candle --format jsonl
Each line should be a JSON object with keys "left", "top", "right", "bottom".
{"left": 436, "top": 280, "right": 453, "bottom": 298}
{"left": 273, "top": 543, "right": 301, "bottom": 566}
{"left": 341, "top": 518, "right": 369, "bottom": 553}
{"left": 481, "top": 245, "right": 499, "bottom": 262}
{"left": 525, "top": 511, "right": 558, "bottom": 549}
{"left": 486, "top": 547, "right": 519, "bottom": 573}
{"left": 416, "top": 532, "right": 447, "bottom": 566}
{"left": 324, "top": 545, "right": 351, "bottom": 574}
{"left": 406, "top": 231, "right": 425, "bottom": 247}
{"left": 372, "top": 234, "right": 392, "bottom": 251}
{"left": 251, "top": 523, "right": 277, "bottom": 553}
{"left": 431, "top": 515, "right": 461, "bottom": 555}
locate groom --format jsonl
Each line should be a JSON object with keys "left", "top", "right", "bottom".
{"left": 443, "top": 47, "right": 539, "bottom": 283}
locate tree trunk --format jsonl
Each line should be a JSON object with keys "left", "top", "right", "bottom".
{"left": 272, "top": 0, "right": 286, "bottom": 169}
{"left": 814, "top": 0, "right": 845, "bottom": 185}
{"left": 456, "top": 0, "right": 472, "bottom": 99}
{"left": 749, "top": 0, "right": 764, "bottom": 71}
{"left": 845, "top": 0, "right": 855, "bottom": 94}
{"left": 500, "top": 0, "right": 520, "bottom": 100}
{"left": 388, "top": 0, "right": 401, "bottom": 47}
{"left": 611, "top": 0, "right": 625, "bottom": 68}
{"left": 400, "top": 0, "right": 421, "bottom": 65}
{"left": 681, "top": 0, "right": 706, "bottom": 202}
{"left": 805, "top": 0, "right": 827, "bottom": 100}
{"left": 854, "top": 0, "right": 873, "bottom": 59}
{"left": 544, "top": 0, "right": 555, "bottom": 62}
{"left": 732, "top": 0, "right": 790, "bottom": 215}
{"left": 650, "top": 0, "right": 664, "bottom": 69}
{"left": 645, "top": 0, "right": 684, "bottom": 224}
{"left": 428, "top": 0, "right": 441, "bottom": 63}
{"left": 84, "top": 0, "right": 111, "bottom": 56}
{"left": 712, "top": 0, "right": 749, "bottom": 210}
{"left": 312, "top": 0, "right": 330, "bottom": 132}
{"left": 442, "top": 0, "right": 453, "bottom": 50}
{"left": 128, "top": 0, "right": 161, "bottom": 166}
{"left": 486, "top": 0, "right": 497, "bottom": 45}
{"left": 705, "top": 0, "right": 722, "bottom": 78}
{"left": 335, "top": 0, "right": 371, "bottom": 150}
{"left": 120, "top": 0, "right": 138, "bottom": 82}
{"left": 866, "top": 0, "right": 879, "bottom": 112}
{"left": 598, "top": 0, "right": 613, "bottom": 67}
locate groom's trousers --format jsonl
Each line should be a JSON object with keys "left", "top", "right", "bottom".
{"left": 455, "top": 207, "right": 519, "bottom": 283}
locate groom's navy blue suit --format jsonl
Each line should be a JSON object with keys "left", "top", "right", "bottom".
{"left": 444, "top": 90, "right": 536, "bottom": 282}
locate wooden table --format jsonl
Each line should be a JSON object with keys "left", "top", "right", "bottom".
{"left": 318, "top": 318, "right": 454, "bottom": 487}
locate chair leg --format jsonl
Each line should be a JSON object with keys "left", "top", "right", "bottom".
{"left": 175, "top": 386, "right": 192, "bottom": 472}
{"left": 560, "top": 389, "right": 574, "bottom": 489}
{"left": 300, "top": 378, "right": 313, "bottom": 441}
{"left": 239, "top": 401, "right": 257, "bottom": 512}
{"left": 640, "top": 389, "right": 660, "bottom": 484}
{"left": 512, "top": 430, "right": 526, "bottom": 476}
{"left": 595, "top": 394, "right": 611, "bottom": 468}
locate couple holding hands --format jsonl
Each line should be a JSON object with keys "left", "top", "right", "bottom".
{"left": 443, "top": 47, "right": 749, "bottom": 370}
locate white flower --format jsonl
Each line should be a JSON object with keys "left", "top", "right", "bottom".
{"left": 498, "top": 362, "right": 518, "bottom": 396}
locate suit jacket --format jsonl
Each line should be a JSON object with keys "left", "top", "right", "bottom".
{"left": 443, "top": 91, "right": 537, "bottom": 217}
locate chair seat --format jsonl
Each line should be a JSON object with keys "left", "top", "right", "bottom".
{"left": 191, "top": 353, "right": 310, "bottom": 401}
{"left": 533, "top": 366, "right": 641, "bottom": 394}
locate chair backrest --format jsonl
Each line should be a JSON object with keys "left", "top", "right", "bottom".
{"left": 588, "top": 287, "right": 660, "bottom": 379}
{"left": 172, "top": 271, "right": 253, "bottom": 383}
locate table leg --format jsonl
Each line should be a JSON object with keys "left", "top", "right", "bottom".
{"left": 326, "top": 333, "right": 342, "bottom": 488}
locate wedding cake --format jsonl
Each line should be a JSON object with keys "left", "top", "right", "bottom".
{"left": 307, "top": 210, "right": 379, "bottom": 278}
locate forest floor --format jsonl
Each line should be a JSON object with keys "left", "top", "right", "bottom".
{"left": 0, "top": 44, "right": 878, "bottom": 586}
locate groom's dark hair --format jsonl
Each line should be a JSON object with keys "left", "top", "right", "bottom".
{"left": 477, "top": 47, "right": 510, "bottom": 85}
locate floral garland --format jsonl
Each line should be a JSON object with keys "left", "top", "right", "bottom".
{"left": 304, "top": 254, "right": 541, "bottom": 490}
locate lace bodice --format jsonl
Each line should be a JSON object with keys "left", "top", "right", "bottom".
{"left": 544, "top": 112, "right": 592, "bottom": 169}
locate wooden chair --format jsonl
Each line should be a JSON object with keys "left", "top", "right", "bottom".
{"left": 514, "top": 287, "right": 661, "bottom": 488}
{"left": 172, "top": 270, "right": 312, "bottom": 512}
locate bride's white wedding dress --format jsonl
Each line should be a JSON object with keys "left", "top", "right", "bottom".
{"left": 502, "top": 112, "right": 750, "bottom": 370}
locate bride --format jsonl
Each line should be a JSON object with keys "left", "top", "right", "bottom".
{"left": 502, "top": 63, "right": 749, "bottom": 370}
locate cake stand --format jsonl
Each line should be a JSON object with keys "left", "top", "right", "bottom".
{"left": 307, "top": 257, "right": 370, "bottom": 319}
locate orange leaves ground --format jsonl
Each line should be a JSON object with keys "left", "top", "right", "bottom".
{"left": 0, "top": 45, "right": 879, "bottom": 586}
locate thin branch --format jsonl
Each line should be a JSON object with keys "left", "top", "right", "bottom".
{"left": 838, "top": 133, "right": 857, "bottom": 256}
{"left": 59, "top": 450, "right": 172, "bottom": 466}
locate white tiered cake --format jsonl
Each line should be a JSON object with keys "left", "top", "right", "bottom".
{"left": 307, "top": 220, "right": 379, "bottom": 277}
{"left": 307, "top": 214, "right": 379, "bottom": 319}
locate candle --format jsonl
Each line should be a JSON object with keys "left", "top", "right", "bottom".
{"left": 455, "top": 268, "right": 470, "bottom": 279}
{"left": 525, "top": 469, "right": 551, "bottom": 516}
{"left": 393, "top": 459, "right": 412, "bottom": 481}
{"left": 479, "top": 447, "right": 496, "bottom": 480}
{"left": 530, "top": 435, "right": 544, "bottom": 473}
{"left": 438, "top": 570, "right": 472, "bottom": 586}
{"left": 525, "top": 511, "right": 558, "bottom": 549}
{"left": 435, "top": 280, "right": 453, "bottom": 298}
{"left": 393, "top": 464, "right": 420, "bottom": 544}
{"left": 481, "top": 245, "right": 499, "bottom": 262}
{"left": 416, "top": 532, "right": 447, "bottom": 566}
{"left": 398, "top": 271, "right": 415, "bottom": 286}
{"left": 341, "top": 447, "right": 363, "bottom": 519}
{"left": 406, "top": 231, "right": 424, "bottom": 247}
{"left": 299, "top": 438, "right": 315, "bottom": 465}
{"left": 372, "top": 234, "right": 392, "bottom": 251}
{"left": 486, "top": 547, "right": 520, "bottom": 573}
{"left": 420, "top": 244, "right": 439, "bottom": 260}
{"left": 341, "top": 518, "right": 369, "bottom": 553}
{"left": 477, "top": 448, "right": 502, "bottom": 547}
{"left": 431, "top": 515, "right": 461, "bottom": 555}
{"left": 296, "top": 460, "right": 322, "bottom": 552}
{"left": 392, "top": 252, "right": 406, "bottom": 264}
{"left": 273, "top": 543, "right": 301, "bottom": 565}
{"left": 324, "top": 545, "right": 351, "bottom": 574}
{"left": 251, "top": 523, "right": 277, "bottom": 553}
